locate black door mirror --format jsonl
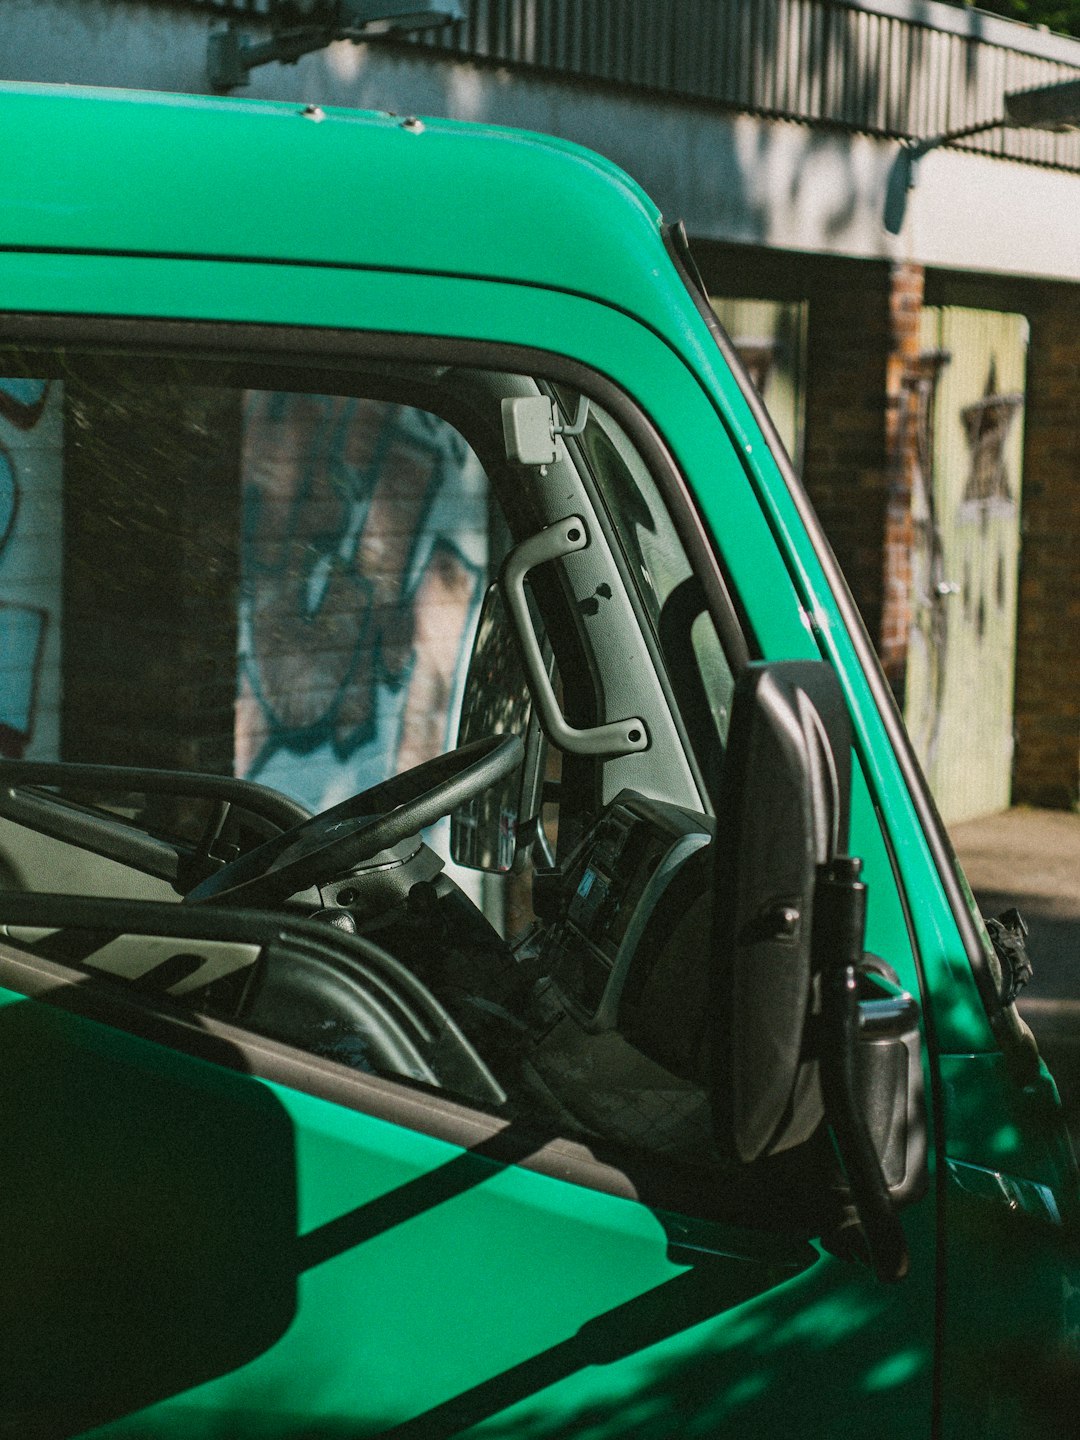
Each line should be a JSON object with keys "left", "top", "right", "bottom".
{"left": 711, "top": 660, "right": 851, "bottom": 1166}
{"left": 711, "top": 661, "right": 926, "bottom": 1281}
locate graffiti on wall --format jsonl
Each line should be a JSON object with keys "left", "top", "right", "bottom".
{"left": 958, "top": 360, "right": 1023, "bottom": 645}
{"left": 236, "top": 393, "right": 487, "bottom": 814}
{"left": 906, "top": 355, "right": 1023, "bottom": 770}
{"left": 902, "top": 349, "right": 950, "bottom": 768}
{"left": 0, "top": 379, "right": 59, "bottom": 760}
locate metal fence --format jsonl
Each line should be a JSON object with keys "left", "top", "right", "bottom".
{"left": 186, "top": 0, "right": 1080, "bottom": 168}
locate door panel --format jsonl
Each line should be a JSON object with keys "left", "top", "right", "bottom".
{"left": 0, "top": 982, "right": 298, "bottom": 1438}
{"left": 0, "top": 292, "right": 941, "bottom": 1436}
{"left": 905, "top": 307, "right": 1027, "bottom": 824}
{"left": 0, "top": 961, "right": 940, "bottom": 1440}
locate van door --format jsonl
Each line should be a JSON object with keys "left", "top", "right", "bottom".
{"left": 0, "top": 288, "right": 938, "bottom": 1437}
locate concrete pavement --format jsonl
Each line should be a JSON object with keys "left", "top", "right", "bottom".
{"left": 950, "top": 806, "right": 1080, "bottom": 924}
{"left": 950, "top": 805, "right": 1080, "bottom": 997}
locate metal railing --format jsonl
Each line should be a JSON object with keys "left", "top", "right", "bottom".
{"left": 185, "top": 0, "right": 1080, "bottom": 169}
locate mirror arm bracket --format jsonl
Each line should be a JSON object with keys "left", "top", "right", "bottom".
{"left": 816, "top": 855, "right": 911, "bottom": 1284}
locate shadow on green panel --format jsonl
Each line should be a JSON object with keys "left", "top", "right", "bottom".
{"left": 0, "top": 984, "right": 297, "bottom": 1440}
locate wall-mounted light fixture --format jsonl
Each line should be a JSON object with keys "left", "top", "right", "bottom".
{"left": 209, "top": 0, "right": 463, "bottom": 93}
{"left": 884, "top": 76, "right": 1080, "bottom": 234}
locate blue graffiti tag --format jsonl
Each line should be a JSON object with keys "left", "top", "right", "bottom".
{"left": 0, "top": 378, "right": 53, "bottom": 757}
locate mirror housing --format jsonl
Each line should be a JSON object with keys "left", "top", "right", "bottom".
{"left": 711, "top": 661, "right": 926, "bottom": 1282}
{"left": 711, "top": 661, "right": 851, "bottom": 1165}
{"left": 854, "top": 960, "right": 928, "bottom": 1210}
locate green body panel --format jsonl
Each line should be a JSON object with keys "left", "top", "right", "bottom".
{"left": 0, "top": 81, "right": 1074, "bottom": 1439}
{"left": 0, "top": 981, "right": 939, "bottom": 1439}
{"left": 940, "top": 1051, "right": 1069, "bottom": 1176}
{"left": 938, "top": 1059, "right": 1079, "bottom": 1437}
{"left": 0, "top": 84, "right": 682, "bottom": 345}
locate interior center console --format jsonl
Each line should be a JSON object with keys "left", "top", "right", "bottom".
{"left": 537, "top": 791, "right": 713, "bottom": 1033}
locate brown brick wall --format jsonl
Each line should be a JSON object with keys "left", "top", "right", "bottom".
{"left": 62, "top": 361, "right": 242, "bottom": 775}
{"left": 1013, "top": 286, "right": 1080, "bottom": 808}
{"left": 691, "top": 243, "right": 895, "bottom": 645}
{"left": 801, "top": 259, "right": 893, "bottom": 649}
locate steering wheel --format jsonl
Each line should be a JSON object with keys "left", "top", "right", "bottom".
{"left": 184, "top": 734, "right": 524, "bottom": 909}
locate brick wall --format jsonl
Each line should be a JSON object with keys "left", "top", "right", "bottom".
{"left": 692, "top": 243, "right": 895, "bottom": 645}
{"left": 801, "top": 259, "right": 894, "bottom": 650}
{"left": 1013, "top": 286, "right": 1080, "bottom": 808}
{"left": 62, "top": 363, "right": 242, "bottom": 775}
{"left": 878, "top": 263, "right": 925, "bottom": 695}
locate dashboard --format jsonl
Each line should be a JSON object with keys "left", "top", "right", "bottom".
{"left": 537, "top": 791, "right": 713, "bottom": 1035}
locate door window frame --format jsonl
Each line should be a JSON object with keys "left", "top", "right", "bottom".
{"left": 0, "top": 311, "right": 786, "bottom": 1222}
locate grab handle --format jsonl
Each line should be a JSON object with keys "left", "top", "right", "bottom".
{"left": 500, "top": 517, "right": 649, "bottom": 757}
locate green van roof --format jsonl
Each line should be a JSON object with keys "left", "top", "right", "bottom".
{"left": 0, "top": 82, "right": 682, "bottom": 328}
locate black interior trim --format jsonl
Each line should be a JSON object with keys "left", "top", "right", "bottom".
{"left": 0, "top": 760, "right": 311, "bottom": 830}
{"left": 0, "top": 786, "right": 185, "bottom": 884}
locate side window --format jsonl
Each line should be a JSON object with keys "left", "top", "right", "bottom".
{"left": 0, "top": 345, "right": 745, "bottom": 1194}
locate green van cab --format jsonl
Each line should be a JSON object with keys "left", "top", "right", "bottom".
{"left": 0, "top": 80, "right": 1074, "bottom": 1439}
